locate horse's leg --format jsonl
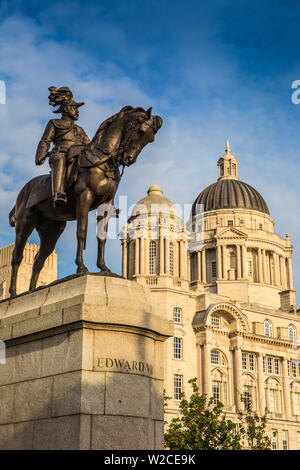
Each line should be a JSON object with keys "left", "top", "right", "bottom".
{"left": 75, "top": 190, "right": 93, "bottom": 274}
{"left": 96, "top": 200, "right": 113, "bottom": 273}
{"left": 9, "top": 219, "right": 35, "bottom": 297}
{"left": 29, "top": 221, "right": 66, "bottom": 291}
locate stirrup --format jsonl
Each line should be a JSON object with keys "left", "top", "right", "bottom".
{"left": 53, "top": 193, "right": 67, "bottom": 206}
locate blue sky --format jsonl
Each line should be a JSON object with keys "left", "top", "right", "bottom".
{"left": 0, "top": 0, "right": 300, "bottom": 296}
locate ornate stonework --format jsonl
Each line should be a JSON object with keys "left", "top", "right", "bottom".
{"left": 122, "top": 143, "right": 300, "bottom": 450}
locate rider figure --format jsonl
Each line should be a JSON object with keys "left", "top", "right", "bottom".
{"left": 35, "top": 86, "right": 90, "bottom": 206}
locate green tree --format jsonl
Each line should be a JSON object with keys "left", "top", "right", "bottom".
{"left": 164, "top": 378, "right": 272, "bottom": 450}
{"left": 164, "top": 378, "right": 241, "bottom": 450}
{"left": 238, "top": 396, "right": 271, "bottom": 450}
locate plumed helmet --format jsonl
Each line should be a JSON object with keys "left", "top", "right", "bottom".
{"left": 48, "top": 86, "right": 85, "bottom": 113}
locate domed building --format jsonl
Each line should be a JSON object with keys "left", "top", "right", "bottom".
{"left": 121, "top": 142, "right": 300, "bottom": 450}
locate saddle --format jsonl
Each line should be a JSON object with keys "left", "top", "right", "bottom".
{"left": 26, "top": 147, "right": 119, "bottom": 209}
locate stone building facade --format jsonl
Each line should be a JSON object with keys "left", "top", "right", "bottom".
{"left": 120, "top": 142, "right": 300, "bottom": 450}
{"left": 0, "top": 243, "right": 57, "bottom": 299}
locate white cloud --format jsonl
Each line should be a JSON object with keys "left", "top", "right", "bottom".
{"left": 0, "top": 10, "right": 300, "bottom": 303}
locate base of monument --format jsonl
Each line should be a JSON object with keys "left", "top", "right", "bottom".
{"left": 0, "top": 274, "right": 172, "bottom": 450}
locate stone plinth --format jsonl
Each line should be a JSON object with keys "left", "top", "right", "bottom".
{"left": 0, "top": 275, "right": 173, "bottom": 450}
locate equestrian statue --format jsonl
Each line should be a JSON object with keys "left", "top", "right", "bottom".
{"left": 8, "top": 86, "right": 163, "bottom": 297}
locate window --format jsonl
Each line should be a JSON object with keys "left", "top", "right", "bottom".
{"left": 173, "top": 307, "right": 182, "bottom": 324}
{"left": 227, "top": 220, "right": 233, "bottom": 226}
{"left": 174, "top": 374, "right": 183, "bottom": 400}
{"left": 267, "top": 357, "right": 273, "bottom": 374}
{"left": 282, "top": 430, "right": 288, "bottom": 450}
{"left": 212, "top": 381, "right": 221, "bottom": 404}
{"left": 274, "top": 358, "right": 279, "bottom": 375}
{"left": 263, "top": 356, "right": 266, "bottom": 373}
{"left": 211, "top": 314, "right": 220, "bottom": 329}
{"left": 287, "top": 360, "right": 290, "bottom": 376}
{"left": 264, "top": 320, "right": 273, "bottom": 337}
{"left": 271, "top": 430, "right": 278, "bottom": 450}
{"left": 269, "top": 389, "right": 276, "bottom": 413}
{"left": 288, "top": 325, "right": 296, "bottom": 342}
{"left": 242, "top": 353, "right": 247, "bottom": 370}
{"left": 247, "top": 260, "right": 252, "bottom": 276}
{"left": 243, "top": 385, "right": 251, "bottom": 410}
{"left": 249, "top": 354, "right": 255, "bottom": 371}
{"left": 149, "top": 241, "right": 157, "bottom": 274}
{"left": 211, "top": 261, "right": 217, "bottom": 278}
{"left": 259, "top": 223, "right": 263, "bottom": 230}
{"left": 211, "top": 349, "right": 219, "bottom": 365}
{"left": 292, "top": 360, "right": 297, "bottom": 378}
{"left": 294, "top": 392, "right": 300, "bottom": 415}
{"left": 174, "top": 337, "right": 182, "bottom": 359}
{"left": 169, "top": 242, "right": 174, "bottom": 276}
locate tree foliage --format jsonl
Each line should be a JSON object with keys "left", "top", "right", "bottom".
{"left": 164, "top": 378, "right": 271, "bottom": 450}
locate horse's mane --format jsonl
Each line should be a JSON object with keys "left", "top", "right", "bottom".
{"left": 90, "top": 106, "right": 147, "bottom": 147}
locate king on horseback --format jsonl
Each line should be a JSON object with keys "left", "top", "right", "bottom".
{"left": 35, "top": 86, "right": 90, "bottom": 206}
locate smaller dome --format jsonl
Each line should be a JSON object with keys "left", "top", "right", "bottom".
{"left": 130, "top": 185, "right": 178, "bottom": 218}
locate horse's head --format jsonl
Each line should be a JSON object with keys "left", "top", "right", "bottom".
{"left": 90, "top": 106, "right": 163, "bottom": 167}
{"left": 120, "top": 107, "right": 163, "bottom": 167}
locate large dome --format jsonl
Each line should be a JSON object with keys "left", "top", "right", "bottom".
{"left": 192, "top": 141, "right": 270, "bottom": 216}
{"left": 192, "top": 178, "right": 270, "bottom": 216}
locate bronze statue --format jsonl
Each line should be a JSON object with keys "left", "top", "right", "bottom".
{"left": 8, "top": 91, "right": 163, "bottom": 297}
{"left": 35, "top": 87, "right": 90, "bottom": 206}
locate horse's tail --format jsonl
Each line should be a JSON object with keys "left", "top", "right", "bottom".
{"left": 9, "top": 206, "right": 16, "bottom": 227}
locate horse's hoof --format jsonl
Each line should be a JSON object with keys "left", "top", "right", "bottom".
{"left": 77, "top": 266, "right": 89, "bottom": 274}
{"left": 99, "top": 266, "right": 112, "bottom": 275}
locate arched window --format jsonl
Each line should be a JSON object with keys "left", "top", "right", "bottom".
{"left": 288, "top": 324, "right": 296, "bottom": 342}
{"left": 169, "top": 242, "right": 174, "bottom": 276}
{"left": 173, "top": 307, "right": 182, "bottom": 323}
{"left": 210, "top": 349, "right": 227, "bottom": 366}
{"left": 149, "top": 241, "right": 157, "bottom": 274}
{"left": 264, "top": 320, "right": 273, "bottom": 337}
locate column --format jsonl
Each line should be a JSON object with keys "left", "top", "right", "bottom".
{"left": 261, "top": 249, "right": 266, "bottom": 283}
{"left": 258, "top": 248, "right": 263, "bottom": 283}
{"left": 202, "top": 341, "right": 212, "bottom": 397}
{"left": 159, "top": 233, "right": 164, "bottom": 275}
{"left": 140, "top": 237, "right": 145, "bottom": 274}
{"left": 197, "top": 251, "right": 201, "bottom": 281}
{"left": 257, "top": 353, "right": 266, "bottom": 414}
{"left": 287, "top": 256, "right": 293, "bottom": 290}
{"left": 202, "top": 249, "right": 206, "bottom": 283}
{"left": 180, "top": 241, "right": 186, "bottom": 279}
{"left": 233, "top": 347, "right": 242, "bottom": 410}
{"left": 122, "top": 240, "right": 128, "bottom": 278}
{"left": 280, "top": 256, "right": 287, "bottom": 289}
{"left": 242, "top": 245, "right": 247, "bottom": 279}
{"left": 144, "top": 239, "right": 149, "bottom": 274}
{"left": 196, "top": 342, "right": 203, "bottom": 394}
{"left": 165, "top": 239, "right": 170, "bottom": 275}
{"left": 134, "top": 238, "right": 139, "bottom": 276}
{"left": 282, "top": 358, "right": 291, "bottom": 419}
{"left": 236, "top": 244, "right": 241, "bottom": 280}
{"left": 217, "top": 245, "right": 222, "bottom": 280}
{"left": 187, "top": 252, "right": 191, "bottom": 281}
{"left": 223, "top": 245, "right": 229, "bottom": 280}
{"left": 273, "top": 252, "right": 279, "bottom": 286}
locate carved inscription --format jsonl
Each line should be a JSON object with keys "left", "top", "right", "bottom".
{"left": 97, "top": 357, "right": 153, "bottom": 375}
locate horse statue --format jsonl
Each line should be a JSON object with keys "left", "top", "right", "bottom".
{"left": 8, "top": 105, "right": 163, "bottom": 297}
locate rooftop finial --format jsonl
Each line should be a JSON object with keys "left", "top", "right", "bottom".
{"left": 225, "top": 139, "right": 230, "bottom": 154}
